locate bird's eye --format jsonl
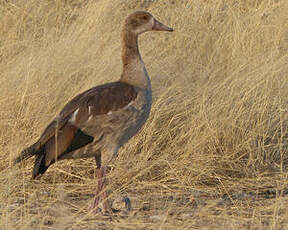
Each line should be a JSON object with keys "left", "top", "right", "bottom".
{"left": 142, "top": 15, "right": 148, "bottom": 20}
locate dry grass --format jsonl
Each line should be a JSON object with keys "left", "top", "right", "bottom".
{"left": 0, "top": 0, "right": 288, "bottom": 229}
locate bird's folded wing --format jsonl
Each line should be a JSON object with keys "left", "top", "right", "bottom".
{"left": 35, "top": 82, "right": 138, "bottom": 163}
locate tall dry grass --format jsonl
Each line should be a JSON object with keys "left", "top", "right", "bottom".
{"left": 0, "top": 0, "right": 288, "bottom": 229}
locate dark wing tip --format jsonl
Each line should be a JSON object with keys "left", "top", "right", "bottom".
{"left": 32, "top": 153, "right": 49, "bottom": 179}
{"left": 14, "top": 143, "right": 41, "bottom": 165}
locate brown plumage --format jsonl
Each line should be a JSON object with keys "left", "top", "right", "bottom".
{"left": 15, "top": 82, "right": 137, "bottom": 178}
{"left": 15, "top": 11, "right": 173, "bottom": 214}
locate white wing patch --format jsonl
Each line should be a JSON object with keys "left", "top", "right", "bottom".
{"left": 69, "top": 108, "right": 79, "bottom": 124}
{"left": 124, "top": 101, "right": 134, "bottom": 110}
{"left": 88, "top": 106, "right": 92, "bottom": 114}
{"left": 87, "top": 115, "right": 93, "bottom": 122}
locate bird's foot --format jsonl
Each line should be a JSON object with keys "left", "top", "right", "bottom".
{"left": 111, "top": 196, "right": 132, "bottom": 213}
{"left": 91, "top": 196, "right": 131, "bottom": 215}
{"left": 122, "top": 196, "right": 132, "bottom": 211}
{"left": 90, "top": 194, "right": 103, "bottom": 214}
{"left": 90, "top": 197, "right": 113, "bottom": 215}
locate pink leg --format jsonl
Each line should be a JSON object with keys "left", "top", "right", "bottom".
{"left": 100, "top": 166, "right": 113, "bottom": 214}
{"left": 91, "top": 168, "right": 104, "bottom": 212}
{"left": 91, "top": 166, "right": 112, "bottom": 214}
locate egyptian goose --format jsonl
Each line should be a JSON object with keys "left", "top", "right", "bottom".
{"left": 14, "top": 11, "right": 173, "bottom": 214}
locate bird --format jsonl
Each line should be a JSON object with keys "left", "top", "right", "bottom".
{"left": 14, "top": 11, "right": 173, "bottom": 214}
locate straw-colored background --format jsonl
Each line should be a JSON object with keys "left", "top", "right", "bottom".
{"left": 1, "top": 0, "right": 288, "bottom": 229}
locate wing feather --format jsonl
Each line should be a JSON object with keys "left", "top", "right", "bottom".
{"left": 31, "top": 81, "right": 137, "bottom": 166}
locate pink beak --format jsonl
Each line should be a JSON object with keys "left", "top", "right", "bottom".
{"left": 152, "top": 19, "right": 173, "bottom": 32}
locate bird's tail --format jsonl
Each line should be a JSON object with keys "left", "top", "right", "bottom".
{"left": 14, "top": 142, "right": 42, "bottom": 165}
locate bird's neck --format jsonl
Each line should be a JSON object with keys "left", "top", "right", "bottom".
{"left": 120, "top": 30, "right": 151, "bottom": 90}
